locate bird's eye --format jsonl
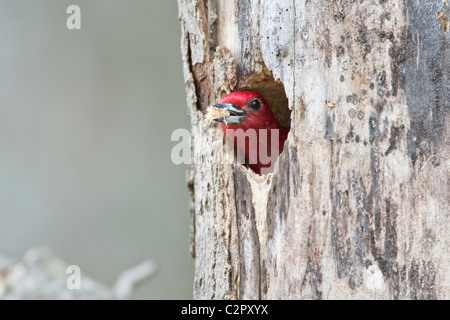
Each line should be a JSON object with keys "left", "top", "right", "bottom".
{"left": 249, "top": 98, "right": 261, "bottom": 111}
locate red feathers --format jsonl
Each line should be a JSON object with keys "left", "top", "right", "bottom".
{"left": 210, "top": 91, "right": 288, "bottom": 174}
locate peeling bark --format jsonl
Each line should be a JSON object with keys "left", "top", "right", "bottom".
{"left": 178, "top": 0, "right": 449, "bottom": 300}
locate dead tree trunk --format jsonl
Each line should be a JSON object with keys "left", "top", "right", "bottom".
{"left": 178, "top": 0, "right": 449, "bottom": 299}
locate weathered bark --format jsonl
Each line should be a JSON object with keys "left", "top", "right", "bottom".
{"left": 178, "top": 0, "right": 449, "bottom": 299}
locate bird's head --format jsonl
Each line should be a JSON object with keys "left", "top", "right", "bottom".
{"left": 210, "top": 91, "right": 280, "bottom": 131}
{"left": 207, "top": 91, "right": 289, "bottom": 174}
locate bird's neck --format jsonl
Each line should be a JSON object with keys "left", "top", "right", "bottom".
{"left": 224, "top": 126, "right": 288, "bottom": 174}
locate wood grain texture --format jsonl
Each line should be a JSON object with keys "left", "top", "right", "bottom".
{"left": 178, "top": 0, "right": 449, "bottom": 299}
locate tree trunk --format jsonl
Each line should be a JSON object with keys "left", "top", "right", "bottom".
{"left": 178, "top": 0, "right": 449, "bottom": 299}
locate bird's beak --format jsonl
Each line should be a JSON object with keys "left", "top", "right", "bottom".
{"left": 211, "top": 103, "right": 247, "bottom": 125}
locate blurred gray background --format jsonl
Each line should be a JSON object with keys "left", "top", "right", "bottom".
{"left": 0, "top": 0, "right": 193, "bottom": 299}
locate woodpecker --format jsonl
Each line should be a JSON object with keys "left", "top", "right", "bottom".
{"left": 208, "top": 91, "right": 289, "bottom": 174}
